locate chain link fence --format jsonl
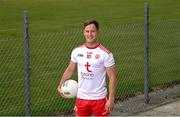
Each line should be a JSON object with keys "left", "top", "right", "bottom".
{"left": 0, "top": 19, "right": 179, "bottom": 115}
{"left": 0, "top": 37, "right": 25, "bottom": 115}
{"left": 149, "top": 19, "right": 179, "bottom": 88}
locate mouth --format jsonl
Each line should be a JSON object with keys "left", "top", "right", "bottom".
{"left": 87, "top": 36, "right": 94, "bottom": 39}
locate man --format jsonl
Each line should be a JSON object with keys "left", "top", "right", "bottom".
{"left": 57, "top": 20, "right": 116, "bottom": 116}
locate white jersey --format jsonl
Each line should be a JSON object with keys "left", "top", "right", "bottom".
{"left": 71, "top": 43, "right": 115, "bottom": 100}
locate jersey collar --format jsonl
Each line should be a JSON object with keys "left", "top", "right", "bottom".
{"left": 85, "top": 43, "right": 100, "bottom": 49}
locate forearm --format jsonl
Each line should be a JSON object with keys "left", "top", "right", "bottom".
{"left": 58, "top": 68, "right": 74, "bottom": 87}
{"left": 105, "top": 65, "right": 117, "bottom": 112}
{"left": 106, "top": 65, "right": 117, "bottom": 101}
{"left": 58, "top": 61, "right": 76, "bottom": 88}
{"left": 108, "top": 76, "right": 116, "bottom": 101}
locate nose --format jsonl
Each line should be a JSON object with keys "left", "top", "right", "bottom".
{"left": 88, "top": 31, "right": 93, "bottom": 36}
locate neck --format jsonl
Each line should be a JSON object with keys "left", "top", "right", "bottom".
{"left": 85, "top": 42, "right": 100, "bottom": 49}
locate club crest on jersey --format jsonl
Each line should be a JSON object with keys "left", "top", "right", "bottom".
{"left": 95, "top": 54, "right": 100, "bottom": 59}
{"left": 78, "top": 54, "right": 83, "bottom": 57}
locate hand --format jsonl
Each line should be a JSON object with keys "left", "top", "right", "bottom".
{"left": 57, "top": 85, "right": 68, "bottom": 99}
{"left": 105, "top": 99, "right": 115, "bottom": 113}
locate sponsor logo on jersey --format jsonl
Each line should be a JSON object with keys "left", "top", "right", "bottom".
{"left": 80, "top": 72, "right": 94, "bottom": 80}
{"left": 86, "top": 52, "right": 93, "bottom": 54}
{"left": 78, "top": 54, "right": 83, "bottom": 57}
{"left": 85, "top": 62, "right": 92, "bottom": 72}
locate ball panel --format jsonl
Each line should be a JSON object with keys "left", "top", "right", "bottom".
{"left": 61, "top": 80, "right": 78, "bottom": 98}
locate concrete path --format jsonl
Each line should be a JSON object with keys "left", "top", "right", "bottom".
{"left": 133, "top": 98, "right": 180, "bottom": 116}
{"left": 111, "top": 84, "right": 180, "bottom": 116}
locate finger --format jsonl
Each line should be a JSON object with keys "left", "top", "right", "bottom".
{"left": 109, "top": 107, "right": 113, "bottom": 112}
{"left": 106, "top": 106, "right": 111, "bottom": 113}
{"left": 105, "top": 103, "right": 108, "bottom": 111}
{"left": 57, "top": 86, "right": 68, "bottom": 99}
{"left": 61, "top": 92, "right": 69, "bottom": 99}
{"left": 57, "top": 85, "right": 61, "bottom": 92}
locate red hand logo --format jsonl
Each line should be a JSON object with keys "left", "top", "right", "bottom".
{"left": 85, "top": 62, "right": 92, "bottom": 72}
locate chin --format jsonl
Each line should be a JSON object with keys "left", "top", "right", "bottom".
{"left": 86, "top": 39, "right": 92, "bottom": 42}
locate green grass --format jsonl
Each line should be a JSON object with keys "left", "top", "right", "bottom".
{"left": 0, "top": 0, "right": 179, "bottom": 37}
{"left": 0, "top": 0, "right": 179, "bottom": 116}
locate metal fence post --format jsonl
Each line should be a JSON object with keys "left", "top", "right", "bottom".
{"left": 144, "top": 3, "right": 150, "bottom": 104}
{"left": 24, "top": 10, "right": 31, "bottom": 116}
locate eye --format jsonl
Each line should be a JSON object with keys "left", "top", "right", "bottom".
{"left": 85, "top": 30, "right": 89, "bottom": 33}
{"left": 91, "top": 30, "right": 95, "bottom": 33}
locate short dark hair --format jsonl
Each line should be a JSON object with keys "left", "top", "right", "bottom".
{"left": 84, "top": 20, "right": 99, "bottom": 30}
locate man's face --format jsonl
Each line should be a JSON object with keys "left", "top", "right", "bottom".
{"left": 83, "top": 24, "right": 99, "bottom": 43}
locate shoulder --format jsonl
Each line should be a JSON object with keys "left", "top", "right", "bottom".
{"left": 98, "top": 44, "right": 112, "bottom": 54}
